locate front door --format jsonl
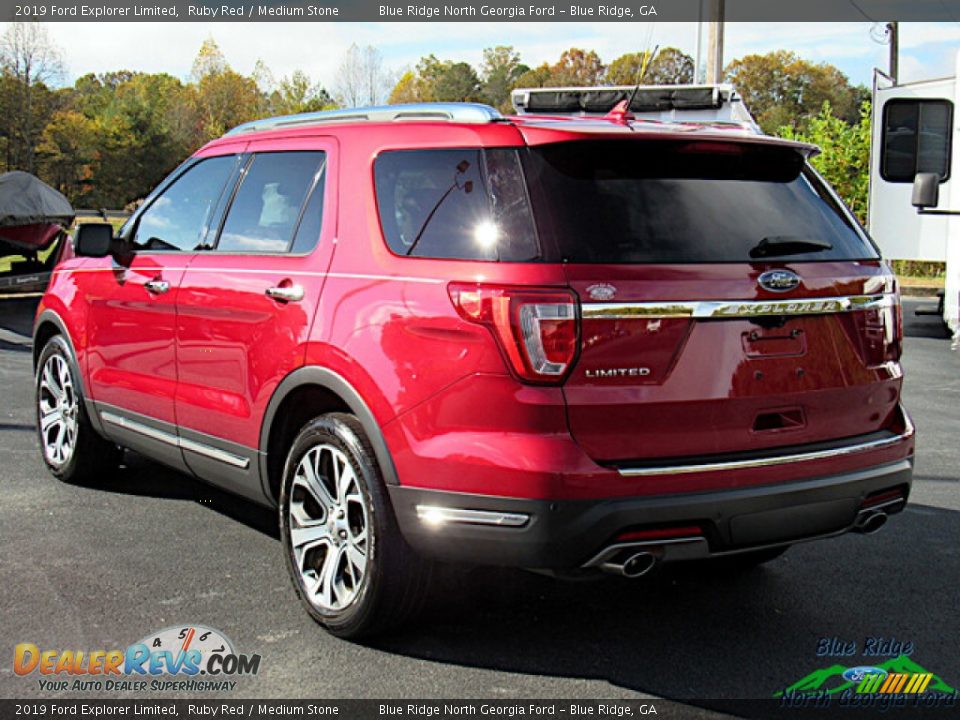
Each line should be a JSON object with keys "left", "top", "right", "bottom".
{"left": 84, "top": 154, "right": 241, "bottom": 468}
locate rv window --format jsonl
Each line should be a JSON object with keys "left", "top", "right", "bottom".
{"left": 881, "top": 99, "right": 953, "bottom": 183}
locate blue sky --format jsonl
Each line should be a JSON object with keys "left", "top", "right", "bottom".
{"left": 3, "top": 21, "right": 959, "bottom": 90}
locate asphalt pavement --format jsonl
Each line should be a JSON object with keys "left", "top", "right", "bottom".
{"left": 0, "top": 295, "right": 957, "bottom": 717}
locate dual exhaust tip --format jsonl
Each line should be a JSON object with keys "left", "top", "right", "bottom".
{"left": 599, "top": 510, "right": 890, "bottom": 578}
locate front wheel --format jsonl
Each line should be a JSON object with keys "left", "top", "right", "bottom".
{"left": 279, "top": 413, "right": 431, "bottom": 638}
{"left": 36, "top": 335, "right": 121, "bottom": 484}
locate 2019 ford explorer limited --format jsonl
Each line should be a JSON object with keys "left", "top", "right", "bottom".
{"left": 34, "top": 100, "right": 914, "bottom": 638}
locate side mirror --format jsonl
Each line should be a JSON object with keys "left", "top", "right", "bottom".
{"left": 912, "top": 173, "right": 941, "bottom": 209}
{"left": 74, "top": 223, "right": 113, "bottom": 257}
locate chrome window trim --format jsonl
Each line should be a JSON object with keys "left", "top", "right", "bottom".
{"left": 581, "top": 293, "right": 894, "bottom": 320}
{"left": 100, "top": 411, "right": 250, "bottom": 470}
{"left": 616, "top": 415, "right": 914, "bottom": 478}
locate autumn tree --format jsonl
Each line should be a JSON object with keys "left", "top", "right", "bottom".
{"left": 188, "top": 38, "right": 263, "bottom": 143}
{"left": 335, "top": 44, "right": 392, "bottom": 107}
{"left": 269, "top": 70, "right": 335, "bottom": 115}
{"left": 0, "top": 22, "right": 64, "bottom": 172}
{"left": 433, "top": 62, "right": 481, "bottom": 102}
{"left": 725, "top": 50, "right": 867, "bottom": 134}
{"left": 387, "top": 55, "right": 479, "bottom": 103}
{"left": 479, "top": 46, "right": 528, "bottom": 112}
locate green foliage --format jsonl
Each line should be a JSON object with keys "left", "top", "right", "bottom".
{"left": 726, "top": 50, "right": 867, "bottom": 135}
{"left": 890, "top": 259, "right": 946, "bottom": 280}
{"left": 780, "top": 101, "right": 872, "bottom": 224}
{"left": 606, "top": 47, "right": 694, "bottom": 85}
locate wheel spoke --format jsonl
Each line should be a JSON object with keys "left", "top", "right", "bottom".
{"left": 290, "top": 523, "right": 330, "bottom": 549}
{"left": 296, "top": 450, "right": 335, "bottom": 510}
{"left": 40, "top": 408, "right": 62, "bottom": 433}
{"left": 338, "top": 462, "right": 356, "bottom": 505}
{"left": 43, "top": 364, "right": 64, "bottom": 401}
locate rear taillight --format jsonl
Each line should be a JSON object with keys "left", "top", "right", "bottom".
{"left": 448, "top": 283, "right": 579, "bottom": 384}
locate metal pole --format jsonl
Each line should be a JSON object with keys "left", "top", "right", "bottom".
{"left": 694, "top": 0, "right": 703, "bottom": 84}
{"left": 705, "top": 0, "right": 725, "bottom": 84}
{"left": 888, "top": 21, "right": 899, "bottom": 85}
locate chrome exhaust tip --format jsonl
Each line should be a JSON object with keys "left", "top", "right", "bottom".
{"left": 600, "top": 551, "right": 658, "bottom": 578}
{"left": 854, "top": 511, "right": 888, "bottom": 535}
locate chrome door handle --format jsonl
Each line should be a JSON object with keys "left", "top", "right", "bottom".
{"left": 266, "top": 284, "right": 305, "bottom": 303}
{"left": 144, "top": 279, "right": 170, "bottom": 295}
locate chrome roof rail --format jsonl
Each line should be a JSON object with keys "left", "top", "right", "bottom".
{"left": 226, "top": 102, "right": 504, "bottom": 135}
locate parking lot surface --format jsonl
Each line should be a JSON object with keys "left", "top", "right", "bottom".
{"left": 1, "top": 296, "right": 957, "bottom": 717}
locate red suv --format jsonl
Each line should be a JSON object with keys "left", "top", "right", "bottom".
{"left": 34, "top": 101, "right": 914, "bottom": 638}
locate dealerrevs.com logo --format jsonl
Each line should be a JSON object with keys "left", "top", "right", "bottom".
{"left": 14, "top": 625, "right": 261, "bottom": 693}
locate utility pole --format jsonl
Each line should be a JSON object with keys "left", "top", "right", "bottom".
{"left": 888, "top": 21, "right": 899, "bottom": 85}
{"left": 705, "top": 0, "right": 725, "bottom": 84}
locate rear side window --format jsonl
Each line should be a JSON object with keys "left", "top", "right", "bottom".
{"left": 133, "top": 155, "right": 237, "bottom": 252}
{"left": 374, "top": 148, "right": 539, "bottom": 261}
{"left": 881, "top": 99, "right": 953, "bottom": 182}
{"left": 217, "top": 151, "right": 326, "bottom": 253}
{"left": 523, "top": 140, "right": 879, "bottom": 264}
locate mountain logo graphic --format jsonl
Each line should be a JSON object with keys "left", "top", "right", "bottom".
{"left": 775, "top": 655, "right": 956, "bottom": 698}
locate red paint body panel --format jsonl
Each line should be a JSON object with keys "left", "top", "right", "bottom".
{"left": 37, "top": 115, "right": 914, "bottom": 516}
{"left": 83, "top": 255, "right": 189, "bottom": 424}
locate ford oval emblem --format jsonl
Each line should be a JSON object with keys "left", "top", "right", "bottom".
{"left": 758, "top": 270, "right": 801, "bottom": 293}
{"left": 842, "top": 666, "right": 888, "bottom": 683}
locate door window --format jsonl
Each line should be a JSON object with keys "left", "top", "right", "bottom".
{"left": 132, "top": 155, "right": 238, "bottom": 252}
{"left": 216, "top": 151, "right": 326, "bottom": 253}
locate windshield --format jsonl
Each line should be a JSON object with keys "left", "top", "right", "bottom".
{"left": 523, "top": 140, "right": 879, "bottom": 264}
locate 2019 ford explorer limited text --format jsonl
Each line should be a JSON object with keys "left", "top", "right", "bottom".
{"left": 34, "top": 99, "right": 914, "bottom": 638}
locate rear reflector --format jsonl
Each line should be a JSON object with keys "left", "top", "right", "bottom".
{"left": 449, "top": 283, "right": 579, "bottom": 384}
{"left": 616, "top": 526, "right": 704, "bottom": 542}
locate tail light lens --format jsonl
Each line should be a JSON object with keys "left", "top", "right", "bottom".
{"left": 448, "top": 283, "right": 579, "bottom": 384}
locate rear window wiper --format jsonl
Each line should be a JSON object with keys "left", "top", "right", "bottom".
{"left": 749, "top": 236, "right": 833, "bottom": 258}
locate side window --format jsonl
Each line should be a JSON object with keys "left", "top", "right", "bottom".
{"left": 882, "top": 99, "right": 953, "bottom": 183}
{"left": 216, "top": 151, "right": 326, "bottom": 253}
{"left": 133, "top": 156, "right": 238, "bottom": 252}
{"left": 374, "top": 148, "right": 539, "bottom": 261}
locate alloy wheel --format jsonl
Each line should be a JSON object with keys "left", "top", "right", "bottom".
{"left": 38, "top": 354, "right": 79, "bottom": 467}
{"left": 288, "top": 443, "right": 370, "bottom": 612}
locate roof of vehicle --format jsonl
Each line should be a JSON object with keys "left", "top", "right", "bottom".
{"left": 207, "top": 101, "right": 818, "bottom": 157}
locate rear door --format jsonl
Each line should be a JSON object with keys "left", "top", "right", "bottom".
{"left": 522, "top": 139, "right": 902, "bottom": 465}
{"left": 175, "top": 139, "right": 336, "bottom": 500}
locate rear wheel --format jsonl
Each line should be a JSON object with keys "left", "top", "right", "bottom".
{"left": 36, "top": 335, "right": 121, "bottom": 484}
{"left": 279, "top": 413, "right": 431, "bottom": 638}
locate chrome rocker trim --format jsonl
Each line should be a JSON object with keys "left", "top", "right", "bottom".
{"left": 100, "top": 411, "right": 251, "bottom": 469}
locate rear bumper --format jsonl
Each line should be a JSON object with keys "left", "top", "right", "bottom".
{"left": 389, "top": 457, "right": 913, "bottom": 569}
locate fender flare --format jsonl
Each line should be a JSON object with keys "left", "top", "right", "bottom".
{"left": 258, "top": 366, "right": 400, "bottom": 500}
{"left": 33, "top": 308, "right": 105, "bottom": 435}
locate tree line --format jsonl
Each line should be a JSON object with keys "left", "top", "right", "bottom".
{"left": 0, "top": 22, "right": 871, "bottom": 214}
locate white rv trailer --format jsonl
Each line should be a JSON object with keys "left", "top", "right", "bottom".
{"left": 868, "top": 52, "right": 959, "bottom": 336}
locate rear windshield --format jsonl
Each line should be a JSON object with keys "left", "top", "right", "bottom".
{"left": 523, "top": 140, "right": 879, "bottom": 263}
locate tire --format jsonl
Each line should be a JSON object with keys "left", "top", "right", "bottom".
{"left": 279, "top": 412, "right": 432, "bottom": 638}
{"left": 35, "top": 335, "right": 122, "bottom": 484}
